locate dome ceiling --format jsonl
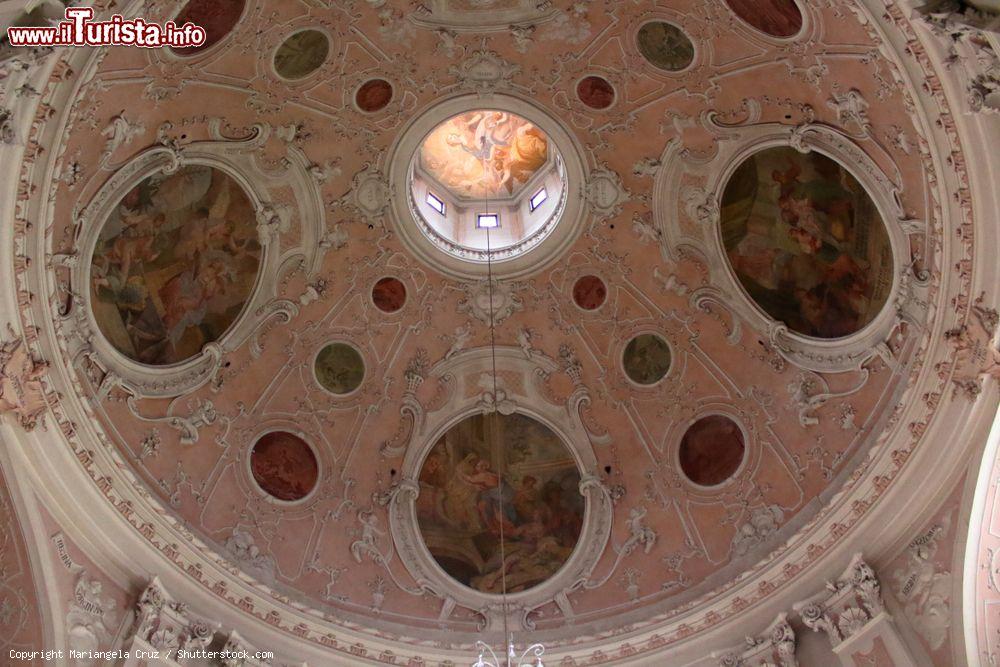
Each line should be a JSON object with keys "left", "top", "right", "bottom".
{"left": 5, "top": 0, "right": 996, "bottom": 663}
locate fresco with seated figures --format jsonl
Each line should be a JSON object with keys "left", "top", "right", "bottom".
{"left": 416, "top": 413, "right": 583, "bottom": 594}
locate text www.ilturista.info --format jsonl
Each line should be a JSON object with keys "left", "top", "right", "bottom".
{"left": 6, "top": 7, "right": 206, "bottom": 49}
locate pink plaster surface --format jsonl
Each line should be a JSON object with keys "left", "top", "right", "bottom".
{"left": 38, "top": 0, "right": 937, "bottom": 642}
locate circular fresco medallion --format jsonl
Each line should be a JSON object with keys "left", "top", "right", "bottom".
{"left": 573, "top": 275, "right": 607, "bottom": 310}
{"left": 636, "top": 21, "right": 695, "bottom": 72}
{"left": 720, "top": 146, "right": 892, "bottom": 339}
{"left": 88, "top": 165, "right": 262, "bottom": 366}
{"left": 577, "top": 76, "right": 616, "bottom": 109}
{"left": 314, "top": 342, "right": 365, "bottom": 395}
{"left": 274, "top": 30, "right": 329, "bottom": 80}
{"left": 372, "top": 277, "right": 407, "bottom": 313}
{"left": 679, "top": 415, "right": 746, "bottom": 486}
{"left": 170, "top": 0, "right": 245, "bottom": 55}
{"left": 416, "top": 413, "right": 583, "bottom": 594}
{"left": 622, "top": 334, "right": 672, "bottom": 385}
{"left": 250, "top": 431, "right": 319, "bottom": 501}
{"left": 725, "top": 0, "right": 803, "bottom": 38}
{"left": 356, "top": 79, "right": 394, "bottom": 113}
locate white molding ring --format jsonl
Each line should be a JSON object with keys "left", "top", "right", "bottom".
{"left": 388, "top": 347, "right": 613, "bottom": 631}
{"left": 385, "top": 93, "right": 590, "bottom": 280}
{"left": 655, "top": 121, "right": 921, "bottom": 373}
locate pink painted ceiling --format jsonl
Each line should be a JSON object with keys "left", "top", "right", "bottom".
{"left": 30, "top": 0, "right": 951, "bottom": 650}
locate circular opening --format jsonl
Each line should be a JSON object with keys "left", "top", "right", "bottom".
{"left": 408, "top": 110, "right": 567, "bottom": 264}
{"left": 573, "top": 275, "right": 607, "bottom": 311}
{"left": 372, "top": 276, "right": 407, "bottom": 313}
{"left": 720, "top": 146, "right": 892, "bottom": 339}
{"left": 273, "top": 30, "right": 329, "bottom": 80}
{"left": 576, "top": 76, "right": 616, "bottom": 109}
{"left": 356, "top": 79, "right": 394, "bottom": 113}
{"left": 250, "top": 431, "right": 319, "bottom": 501}
{"left": 416, "top": 413, "right": 584, "bottom": 594}
{"left": 636, "top": 21, "right": 695, "bottom": 72}
{"left": 314, "top": 342, "right": 365, "bottom": 395}
{"left": 169, "top": 0, "right": 245, "bottom": 56}
{"left": 724, "top": 0, "right": 803, "bottom": 38}
{"left": 679, "top": 415, "right": 746, "bottom": 487}
{"left": 622, "top": 334, "right": 672, "bottom": 385}
{"left": 88, "top": 165, "right": 263, "bottom": 366}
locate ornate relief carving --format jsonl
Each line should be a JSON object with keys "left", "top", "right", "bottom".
{"left": 411, "top": 0, "right": 560, "bottom": 32}
{"left": 0, "top": 330, "right": 48, "bottom": 431}
{"left": 457, "top": 278, "right": 524, "bottom": 326}
{"left": 891, "top": 520, "right": 952, "bottom": 651}
{"left": 655, "top": 121, "right": 912, "bottom": 373}
{"left": 448, "top": 48, "right": 523, "bottom": 92}
{"left": 63, "top": 125, "right": 326, "bottom": 398}
{"left": 714, "top": 613, "right": 797, "bottom": 667}
{"left": 793, "top": 554, "right": 918, "bottom": 662}
{"left": 128, "top": 578, "right": 217, "bottom": 658}
{"left": 585, "top": 167, "right": 630, "bottom": 223}
{"left": 387, "top": 347, "right": 614, "bottom": 630}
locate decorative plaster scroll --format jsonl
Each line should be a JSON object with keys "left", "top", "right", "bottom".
{"left": 654, "top": 121, "right": 916, "bottom": 373}
{"left": 713, "top": 612, "right": 798, "bottom": 667}
{"left": 387, "top": 347, "right": 614, "bottom": 631}
{"left": 447, "top": 47, "right": 523, "bottom": 92}
{"left": 0, "top": 328, "right": 48, "bottom": 431}
{"left": 794, "top": 554, "right": 919, "bottom": 665}
{"left": 411, "top": 1, "right": 560, "bottom": 32}
{"left": 63, "top": 127, "right": 325, "bottom": 398}
{"left": 125, "top": 578, "right": 218, "bottom": 663}
{"left": 385, "top": 93, "right": 589, "bottom": 280}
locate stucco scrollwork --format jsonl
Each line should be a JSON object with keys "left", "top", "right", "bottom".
{"left": 387, "top": 347, "right": 613, "bottom": 631}
{"left": 60, "top": 126, "right": 326, "bottom": 398}
{"left": 654, "top": 121, "right": 919, "bottom": 373}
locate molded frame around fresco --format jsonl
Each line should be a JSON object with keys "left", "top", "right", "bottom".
{"left": 387, "top": 347, "right": 614, "bottom": 631}
{"left": 386, "top": 93, "right": 591, "bottom": 281}
{"left": 654, "top": 121, "right": 921, "bottom": 374}
{"left": 69, "top": 134, "right": 326, "bottom": 398}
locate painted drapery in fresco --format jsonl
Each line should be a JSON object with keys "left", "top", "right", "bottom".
{"left": 720, "top": 147, "right": 892, "bottom": 339}
{"left": 416, "top": 413, "right": 583, "bottom": 594}
{"left": 89, "top": 165, "right": 262, "bottom": 365}
{"left": 419, "top": 111, "right": 548, "bottom": 199}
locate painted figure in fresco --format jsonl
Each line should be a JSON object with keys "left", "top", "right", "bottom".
{"left": 416, "top": 414, "right": 584, "bottom": 593}
{"left": 420, "top": 111, "right": 548, "bottom": 198}
{"left": 721, "top": 148, "right": 891, "bottom": 339}
{"left": 90, "top": 166, "right": 261, "bottom": 365}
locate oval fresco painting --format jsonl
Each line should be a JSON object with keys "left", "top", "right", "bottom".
{"left": 636, "top": 21, "right": 695, "bottom": 72}
{"left": 725, "top": 0, "right": 803, "bottom": 38}
{"left": 622, "top": 333, "right": 672, "bottom": 385}
{"left": 679, "top": 415, "right": 745, "bottom": 486}
{"left": 250, "top": 431, "right": 319, "bottom": 501}
{"left": 372, "top": 277, "right": 407, "bottom": 313}
{"left": 577, "top": 76, "right": 616, "bottom": 110}
{"left": 573, "top": 275, "right": 607, "bottom": 310}
{"left": 170, "top": 0, "right": 245, "bottom": 55}
{"left": 274, "top": 30, "right": 329, "bottom": 80}
{"left": 356, "top": 79, "right": 394, "bottom": 113}
{"left": 720, "top": 147, "right": 893, "bottom": 339}
{"left": 89, "top": 165, "right": 262, "bottom": 366}
{"left": 314, "top": 342, "right": 365, "bottom": 395}
{"left": 416, "top": 413, "right": 583, "bottom": 594}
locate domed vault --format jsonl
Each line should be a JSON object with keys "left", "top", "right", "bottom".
{"left": 0, "top": 1, "right": 999, "bottom": 666}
